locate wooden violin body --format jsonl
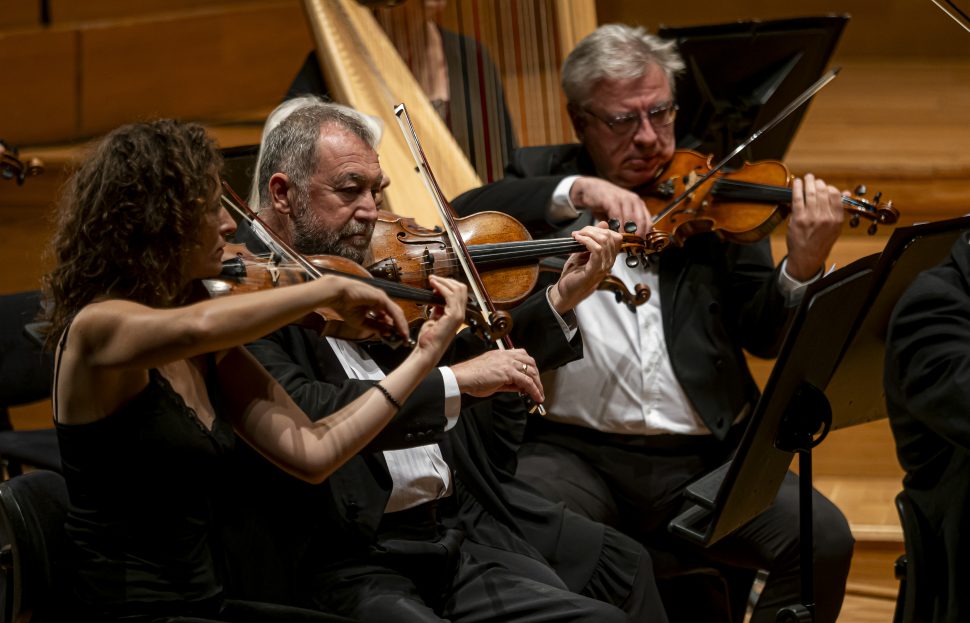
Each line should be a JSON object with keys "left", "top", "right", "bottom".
{"left": 205, "top": 243, "right": 385, "bottom": 340}
{"left": 207, "top": 242, "right": 511, "bottom": 344}
{"left": 641, "top": 149, "right": 900, "bottom": 248}
{"left": 217, "top": 183, "right": 511, "bottom": 344}
{"left": 369, "top": 211, "right": 538, "bottom": 309}
{"left": 368, "top": 211, "right": 653, "bottom": 311}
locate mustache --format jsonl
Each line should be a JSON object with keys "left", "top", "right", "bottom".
{"left": 341, "top": 219, "right": 373, "bottom": 238}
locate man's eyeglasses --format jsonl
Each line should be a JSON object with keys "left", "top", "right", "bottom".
{"left": 582, "top": 102, "right": 678, "bottom": 135}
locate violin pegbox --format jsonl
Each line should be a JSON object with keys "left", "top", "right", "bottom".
{"left": 610, "top": 220, "right": 669, "bottom": 268}
{"left": 615, "top": 230, "right": 671, "bottom": 269}
{"left": 845, "top": 185, "right": 899, "bottom": 235}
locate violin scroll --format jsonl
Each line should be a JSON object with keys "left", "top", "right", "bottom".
{"left": 597, "top": 275, "right": 651, "bottom": 311}
{"left": 0, "top": 144, "right": 44, "bottom": 185}
{"left": 608, "top": 217, "right": 671, "bottom": 268}
{"left": 844, "top": 185, "right": 899, "bottom": 235}
{"left": 640, "top": 150, "right": 902, "bottom": 245}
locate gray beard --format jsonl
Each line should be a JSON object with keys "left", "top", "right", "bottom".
{"left": 292, "top": 209, "right": 374, "bottom": 265}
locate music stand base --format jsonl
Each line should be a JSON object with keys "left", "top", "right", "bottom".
{"left": 776, "top": 605, "right": 814, "bottom": 622}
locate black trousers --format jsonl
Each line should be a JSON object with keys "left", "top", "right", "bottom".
{"left": 100, "top": 598, "right": 353, "bottom": 623}
{"left": 300, "top": 500, "right": 643, "bottom": 623}
{"left": 515, "top": 422, "right": 855, "bottom": 623}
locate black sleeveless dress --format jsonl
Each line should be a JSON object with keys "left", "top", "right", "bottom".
{"left": 56, "top": 365, "right": 236, "bottom": 622}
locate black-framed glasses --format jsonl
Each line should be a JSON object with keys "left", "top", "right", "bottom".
{"left": 582, "top": 102, "right": 678, "bottom": 135}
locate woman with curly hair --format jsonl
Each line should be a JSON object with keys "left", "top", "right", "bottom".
{"left": 45, "top": 119, "right": 469, "bottom": 622}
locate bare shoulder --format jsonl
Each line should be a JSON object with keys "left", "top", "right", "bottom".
{"left": 67, "top": 299, "right": 152, "bottom": 353}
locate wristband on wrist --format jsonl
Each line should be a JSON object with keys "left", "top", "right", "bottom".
{"left": 371, "top": 382, "right": 402, "bottom": 411}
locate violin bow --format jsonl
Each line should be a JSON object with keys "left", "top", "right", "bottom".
{"left": 394, "top": 103, "right": 544, "bottom": 414}
{"left": 653, "top": 67, "right": 842, "bottom": 224}
{"left": 931, "top": 0, "right": 970, "bottom": 33}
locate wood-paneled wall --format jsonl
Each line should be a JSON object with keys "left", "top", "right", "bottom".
{"left": 0, "top": 1, "right": 313, "bottom": 145}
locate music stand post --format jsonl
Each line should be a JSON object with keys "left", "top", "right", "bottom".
{"left": 669, "top": 216, "right": 970, "bottom": 622}
{"left": 771, "top": 382, "right": 833, "bottom": 622}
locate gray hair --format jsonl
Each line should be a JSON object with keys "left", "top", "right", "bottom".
{"left": 255, "top": 99, "right": 382, "bottom": 209}
{"left": 561, "top": 24, "right": 685, "bottom": 107}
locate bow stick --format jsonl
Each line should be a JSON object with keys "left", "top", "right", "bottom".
{"left": 394, "top": 103, "right": 543, "bottom": 415}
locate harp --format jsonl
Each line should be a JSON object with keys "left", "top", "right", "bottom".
{"left": 301, "top": 0, "right": 596, "bottom": 226}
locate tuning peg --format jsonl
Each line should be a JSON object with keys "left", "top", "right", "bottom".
{"left": 853, "top": 184, "right": 867, "bottom": 196}
{"left": 873, "top": 191, "right": 882, "bottom": 206}
{"left": 850, "top": 214, "right": 860, "bottom": 228}
{"left": 608, "top": 218, "right": 620, "bottom": 232}
{"left": 868, "top": 223, "right": 878, "bottom": 235}
{"left": 624, "top": 221, "right": 637, "bottom": 234}
{"left": 625, "top": 253, "right": 640, "bottom": 268}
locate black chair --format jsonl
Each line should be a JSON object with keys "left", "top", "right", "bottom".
{"left": 893, "top": 490, "right": 936, "bottom": 623}
{"left": 0, "top": 470, "right": 68, "bottom": 623}
{"left": 0, "top": 291, "right": 59, "bottom": 478}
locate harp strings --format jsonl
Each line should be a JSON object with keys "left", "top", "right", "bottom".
{"left": 374, "top": 0, "right": 577, "bottom": 184}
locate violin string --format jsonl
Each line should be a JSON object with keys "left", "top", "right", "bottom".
{"left": 711, "top": 178, "right": 792, "bottom": 204}
{"left": 230, "top": 256, "right": 452, "bottom": 304}
{"left": 713, "top": 178, "right": 879, "bottom": 216}
{"left": 374, "top": 245, "right": 584, "bottom": 279}
{"left": 374, "top": 239, "right": 587, "bottom": 272}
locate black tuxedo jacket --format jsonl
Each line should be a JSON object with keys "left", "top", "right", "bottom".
{"left": 885, "top": 233, "right": 970, "bottom": 622}
{"left": 453, "top": 144, "right": 794, "bottom": 439}
{"left": 219, "top": 289, "right": 610, "bottom": 600}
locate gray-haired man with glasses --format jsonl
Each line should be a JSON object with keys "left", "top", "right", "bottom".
{"left": 453, "top": 23, "right": 854, "bottom": 623}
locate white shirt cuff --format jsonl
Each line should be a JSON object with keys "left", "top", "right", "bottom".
{"left": 547, "top": 175, "right": 581, "bottom": 224}
{"left": 545, "top": 286, "right": 579, "bottom": 342}
{"left": 438, "top": 366, "right": 461, "bottom": 430}
{"left": 778, "top": 257, "right": 822, "bottom": 306}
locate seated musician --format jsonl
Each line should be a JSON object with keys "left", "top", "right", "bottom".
{"left": 884, "top": 232, "right": 970, "bottom": 622}
{"left": 452, "top": 24, "right": 856, "bottom": 623}
{"left": 45, "top": 119, "right": 468, "bottom": 622}
{"left": 223, "top": 99, "right": 670, "bottom": 621}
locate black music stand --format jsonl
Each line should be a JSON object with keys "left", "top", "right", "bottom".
{"left": 221, "top": 144, "right": 260, "bottom": 207}
{"left": 658, "top": 15, "right": 849, "bottom": 164}
{"left": 669, "top": 215, "right": 970, "bottom": 622}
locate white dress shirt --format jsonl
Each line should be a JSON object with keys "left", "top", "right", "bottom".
{"left": 326, "top": 338, "right": 460, "bottom": 513}
{"left": 327, "top": 289, "right": 575, "bottom": 513}
{"left": 542, "top": 177, "right": 817, "bottom": 436}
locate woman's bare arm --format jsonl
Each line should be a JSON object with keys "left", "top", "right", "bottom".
{"left": 69, "top": 274, "right": 407, "bottom": 372}
{"left": 219, "top": 275, "right": 469, "bottom": 483}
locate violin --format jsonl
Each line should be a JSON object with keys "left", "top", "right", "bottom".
{"left": 639, "top": 150, "right": 899, "bottom": 251}
{"left": 368, "top": 211, "right": 654, "bottom": 311}
{"left": 0, "top": 143, "right": 43, "bottom": 185}
{"left": 214, "top": 187, "right": 512, "bottom": 345}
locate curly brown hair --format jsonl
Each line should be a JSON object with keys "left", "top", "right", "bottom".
{"left": 43, "top": 119, "right": 223, "bottom": 344}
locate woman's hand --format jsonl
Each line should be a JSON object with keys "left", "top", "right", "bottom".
{"left": 412, "top": 275, "right": 467, "bottom": 365}
{"left": 313, "top": 274, "right": 409, "bottom": 342}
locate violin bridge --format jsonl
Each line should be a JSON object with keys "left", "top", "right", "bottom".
{"left": 656, "top": 178, "right": 676, "bottom": 198}
{"left": 685, "top": 170, "right": 700, "bottom": 203}
{"left": 422, "top": 247, "right": 434, "bottom": 283}
{"left": 268, "top": 251, "right": 282, "bottom": 286}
